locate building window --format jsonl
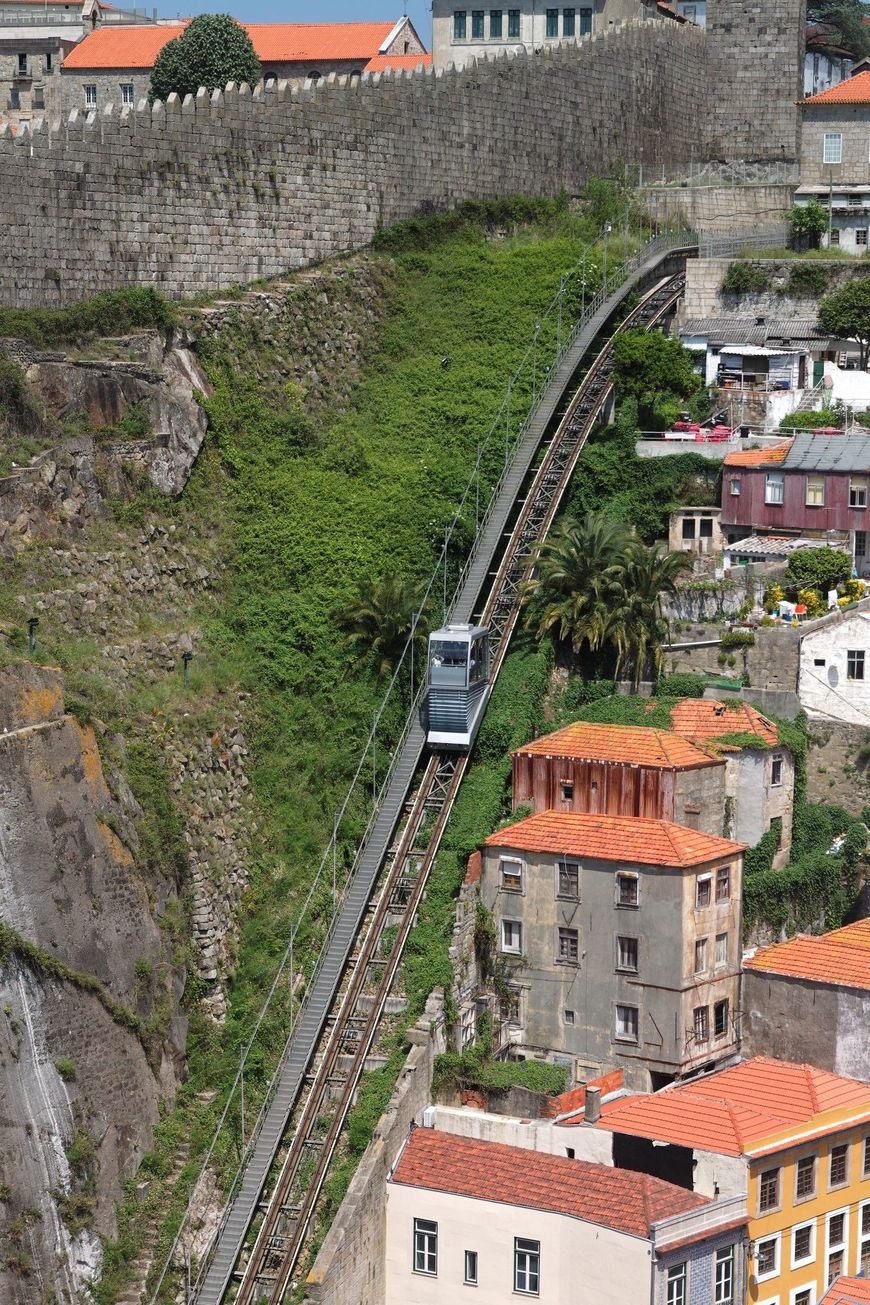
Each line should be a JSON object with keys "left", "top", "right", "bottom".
{"left": 859, "top": 1201, "right": 870, "bottom": 1274}
{"left": 616, "top": 873, "right": 638, "bottom": 907}
{"left": 770, "top": 815, "right": 783, "bottom": 848}
{"left": 454, "top": 10, "right": 467, "bottom": 39}
{"left": 17, "top": 52, "right": 26, "bottom": 75}
{"left": 514, "top": 1238, "right": 540, "bottom": 1294}
{"left": 756, "top": 1234, "right": 780, "bottom": 1281}
{"left": 464, "top": 1249, "right": 478, "bottom": 1285}
{"left": 806, "top": 474, "right": 826, "bottom": 507}
{"left": 714, "top": 998, "right": 729, "bottom": 1037}
{"left": 616, "top": 936, "right": 638, "bottom": 972}
{"left": 615, "top": 1003, "right": 639, "bottom": 1042}
{"left": 121, "top": 83, "right": 134, "bottom": 105}
{"left": 694, "top": 937, "right": 708, "bottom": 973}
{"left": 413, "top": 1218, "right": 437, "bottom": 1275}
{"left": 827, "top": 1210, "right": 847, "bottom": 1284}
{"left": 9, "top": 88, "right": 19, "bottom": 109}
{"left": 500, "top": 858, "right": 523, "bottom": 892}
{"left": 848, "top": 649, "right": 865, "bottom": 681}
{"left": 824, "top": 132, "right": 843, "bottom": 163}
{"left": 471, "top": 10, "right": 485, "bottom": 38}
{"left": 560, "top": 778, "right": 574, "bottom": 801}
{"left": 759, "top": 1167, "right": 780, "bottom": 1213}
{"left": 501, "top": 986, "right": 521, "bottom": 1024}
{"left": 830, "top": 1144, "right": 849, "bottom": 1188}
{"left": 490, "top": 8, "right": 503, "bottom": 37}
{"left": 693, "top": 1005, "right": 709, "bottom": 1043}
{"left": 851, "top": 478, "right": 868, "bottom": 508}
{"left": 667, "top": 1262, "right": 687, "bottom": 1305}
{"left": 460, "top": 1003, "right": 475, "bottom": 1047}
{"left": 796, "top": 1155, "right": 817, "bottom": 1201}
{"left": 831, "top": 228, "right": 841, "bottom": 246}
{"left": 508, "top": 8, "right": 520, "bottom": 36}
{"left": 715, "top": 932, "right": 728, "bottom": 968}
{"left": 84, "top": 84, "right": 97, "bottom": 108}
{"left": 557, "top": 927, "right": 579, "bottom": 964}
{"left": 563, "top": 7, "right": 576, "bottom": 35}
{"left": 557, "top": 860, "right": 579, "bottom": 899}
{"left": 771, "top": 756, "right": 783, "bottom": 786}
{"left": 765, "top": 472, "right": 785, "bottom": 504}
{"left": 793, "top": 1291, "right": 813, "bottom": 1305}
{"left": 696, "top": 875, "right": 712, "bottom": 908}
{"left": 715, "top": 1246, "right": 734, "bottom": 1305}
{"left": 730, "top": 477, "right": 741, "bottom": 496}
{"left": 564, "top": 1007, "right": 575, "bottom": 1025}
{"left": 716, "top": 867, "right": 731, "bottom": 901}
{"left": 863, "top": 1136, "right": 870, "bottom": 1177}
{"left": 858, "top": 531, "right": 868, "bottom": 559}
{"left": 545, "top": 8, "right": 559, "bottom": 36}
{"left": 792, "top": 1220, "right": 815, "bottom": 1269}
{"left": 501, "top": 919, "right": 522, "bottom": 954}
{"left": 859, "top": 230, "right": 869, "bottom": 248}
{"left": 579, "top": 6, "right": 592, "bottom": 32}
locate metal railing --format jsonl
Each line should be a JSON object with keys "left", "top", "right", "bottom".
{"left": 148, "top": 225, "right": 697, "bottom": 1304}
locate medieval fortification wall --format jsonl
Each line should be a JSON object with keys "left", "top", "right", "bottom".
{"left": 0, "top": 0, "right": 806, "bottom": 308}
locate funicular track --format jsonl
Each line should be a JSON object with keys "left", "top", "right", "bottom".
{"left": 170, "top": 239, "right": 695, "bottom": 1305}
{"left": 219, "top": 268, "right": 687, "bottom": 1305}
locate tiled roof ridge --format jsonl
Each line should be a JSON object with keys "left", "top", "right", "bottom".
{"left": 724, "top": 1098, "right": 746, "bottom": 1149}
{"left": 804, "top": 1062, "right": 822, "bottom": 1113}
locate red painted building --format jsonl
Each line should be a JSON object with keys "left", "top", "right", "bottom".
{"left": 721, "top": 433, "right": 870, "bottom": 568}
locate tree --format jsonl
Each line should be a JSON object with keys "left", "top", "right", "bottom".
{"left": 785, "top": 546, "right": 852, "bottom": 594}
{"left": 606, "top": 544, "right": 692, "bottom": 689}
{"left": 819, "top": 280, "right": 870, "bottom": 370}
{"left": 149, "top": 14, "right": 261, "bottom": 104}
{"left": 807, "top": 0, "right": 870, "bottom": 57}
{"left": 611, "top": 329, "right": 702, "bottom": 429}
{"left": 783, "top": 199, "right": 828, "bottom": 251}
{"left": 342, "top": 573, "right": 430, "bottom": 683}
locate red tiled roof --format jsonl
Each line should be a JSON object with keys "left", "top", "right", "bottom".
{"left": 484, "top": 810, "right": 744, "bottom": 868}
{"left": 745, "top": 918, "right": 870, "bottom": 990}
{"left": 592, "top": 1057, "right": 870, "bottom": 1157}
{"left": 391, "top": 1128, "right": 709, "bottom": 1236}
{"left": 63, "top": 19, "right": 426, "bottom": 71}
{"left": 670, "top": 699, "right": 780, "bottom": 750}
{"left": 822, "top": 1278, "right": 870, "bottom": 1305}
{"left": 514, "top": 722, "right": 721, "bottom": 770}
{"left": 724, "top": 440, "right": 792, "bottom": 467}
{"left": 805, "top": 70, "right": 870, "bottom": 104}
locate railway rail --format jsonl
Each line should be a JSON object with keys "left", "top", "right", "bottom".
{"left": 224, "top": 268, "right": 687, "bottom": 1304}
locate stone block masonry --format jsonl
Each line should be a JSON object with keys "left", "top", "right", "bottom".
{"left": 0, "top": 5, "right": 799, "bottom": 309}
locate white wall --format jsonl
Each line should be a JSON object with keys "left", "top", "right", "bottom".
{"left": 385, "top": 1178, "right": 652, "bottom": 1304}
{"left": 800, "top": 611, "right": 870, "bottom": 725}
{"left": 429, "top": 1104, "right": 616, "bottom": 1162}
{"left": 431, "top": 1, "right": 609, "bottom": 71}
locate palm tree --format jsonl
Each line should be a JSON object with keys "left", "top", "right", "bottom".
{"left": 342, "top": 572, "right": 430, "bottom": 682}
{"left": 523, "top": 513, "right": 632, "bottom": 656}
{"left": 607, "top": 544, "right": 692, "bottom": 689}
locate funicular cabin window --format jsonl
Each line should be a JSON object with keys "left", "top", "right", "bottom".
{"left": 429, "top": 639, "right": 468, "bottom": 687}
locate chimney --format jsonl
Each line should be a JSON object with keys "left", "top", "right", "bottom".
{"left": 585, "top": 1086, "right": 601, "bottom": 1123}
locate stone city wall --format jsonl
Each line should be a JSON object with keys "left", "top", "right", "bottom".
{"left": 0, "top": 5, "right": 799, "bottom": 309}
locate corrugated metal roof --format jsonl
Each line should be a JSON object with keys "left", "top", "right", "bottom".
{"left": 783, "top": 431, "right": 870, "bottom": 471}
{"left": 724, "top": 534, "right": 845, "bottom": 556}
{"left": 681, "top": 317, "right": 829, "bottom": 348}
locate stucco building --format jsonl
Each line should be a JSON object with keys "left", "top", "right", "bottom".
{"left": 386, "top": 1125, "right": 748, "bottom": 1305}
{"left": 470, "top": 809, "right": 744, "bottom": 1089}
{"left": 60, "top": 16, "right": 428, "bottom": 111}
{"left": 800, "top": 607, "right": 870, "bottom": 723}
{"left": 795, "top": 70, "right": 870, "bottom": 251}
{"left": 744, "top": 919, "right": 870, "bottom": 1080}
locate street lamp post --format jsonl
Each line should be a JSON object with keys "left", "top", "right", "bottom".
{"left": 603, "top": 223, "right": 612, "bottom": 296}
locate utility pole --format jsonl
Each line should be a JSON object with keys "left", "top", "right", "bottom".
{"left": 828, "top": 164, "right": 834, "bottom": 248}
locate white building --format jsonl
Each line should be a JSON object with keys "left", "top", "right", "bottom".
{"left": 386, "top": 1123, "right": 748, "bottom": 1305}
{"left": 805, "top": 26, "right": 854, "bottom": 98}
{"left": 800, "top": 605, "right": 870, "bottom": 725}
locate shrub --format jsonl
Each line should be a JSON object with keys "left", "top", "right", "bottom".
{"left": 657, "top": 672, "right": 706, "bottom": 698}
{"left": 720, "top": 629, "right": 755, "bottom": 649}
{"left": 786, "top": 263, "right": 829, "bottom": 297}
{"left": 149, "top": 14, "right": 261, "bottom": 104}
{"left": 797, "top": 587, "right": 824, "bottom": 618}
{"left": 54, "top": 1058, "right": 77, "bottom": 1082}
{"left": 763, "top": 582, "right": 785, "bottom": 612}
{"left": 721, "top": 263, "right": 770, "bottom": 296}
{"left": 785, "top": 546, "right": 851, "bottom": 594}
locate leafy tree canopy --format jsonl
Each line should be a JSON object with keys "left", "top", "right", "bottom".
{"left": 149, "top": 13, "right": 261, "bottom": 104}
{"left": 611, "top": 329, "right": 702, "bottom": 430}
{"left": 783, "top": 199, "right": 828, "bottom": 250}
{"left": 785, "top": 545, "right": 852, "bottom": 593}
{"left": 819, "top": 279, "right": 870, "bottom": 368}
{"left": 807, "top": 0, "right": 870, "bottom": 57}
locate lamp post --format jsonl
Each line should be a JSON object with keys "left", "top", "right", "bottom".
{"left": 603, "top": 223, "right": 612, "bottom": 297}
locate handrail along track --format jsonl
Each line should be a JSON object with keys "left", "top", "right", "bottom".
{"left": 227, "top": 268, "right": 686, "bottom": 1305}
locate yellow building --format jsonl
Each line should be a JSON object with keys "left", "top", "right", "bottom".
{"left": 587, "top": 1058, "right": 870, "bottom": 1305}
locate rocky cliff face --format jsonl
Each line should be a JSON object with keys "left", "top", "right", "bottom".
{"left": 0, "top": 664, "right": 184, "bottom": 1300}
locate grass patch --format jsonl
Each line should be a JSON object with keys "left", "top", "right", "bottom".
{"left": 0, "top": 287, "right": 176, "bottom": 348}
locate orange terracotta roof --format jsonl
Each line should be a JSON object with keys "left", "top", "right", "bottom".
{"left": 391, "top": 1128, "right": 710, "bottom": 1236}
{"left": 745, "top": 918, "right": 870, "bottom": 990}
{"left": 670, "top": 699, "right": 780, "bottom": 750}
{"left": 822, "top": 1278, "right": 870, "bottom": 1305}
{"left": 484, "top": 811, "right": 744, "bottom": 868}
{"left": 514, "top": 722, "right": 721, "bottom": 770}
{"left": 364, "top": 52, "right": 432, "bottom": 71}
{"left": 805, "top": 70, "right": 870, "bottom": 104}
{"left": 63, "top": 20, "right": 425, "bottom": 71}
{"left": 592, "top": 1057, "right": 870, "bottom": 1157}
{"left": 724, "top": 440, "right": 792, "bottom": 467}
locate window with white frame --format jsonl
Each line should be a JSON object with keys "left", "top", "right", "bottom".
{"left": 501, "top": 919, "right": 522, "bottom": 954}
{"left": 84, "top": 83, "right": 97, "bottom": 107}
{"left": 826, "top": 1209, "right": 847, "bottom": 1284}
{"left": 616, "top": 872, "right": 638, "bottom": 907}
{"left": 616, "top": 935, "right": 638, "bottom": 972}
{"left": 792, "top": 1219, "right": 815, "bottom": 1269}
{"left": 792, "top": 1288, "right": 814, "bottom": 1305}
{"left": 730, "top": 476, "right": 741, "bottom": 496}
{"left": 850, "top": 477, "right": 868, "bottom": 508}
{"left": 500, "top": 857, "right": 523, "bottom": 892}
{"left": 464, "top": 1249, "right": 478, "bottom": 1285}
{"left": 715, "top": 1246, "right": 734, "bottom": 1305}
{"left": 514, "top": 1238, "right": 540, "bottom": 1294}
{"left": 413, "top": 1218, "right": 437, "bottom": 1275}
{"left": 765, "top": 473, "right": 785, "bottom": 505}
{"left": 771, "top": 755, "right": 783, "bottom": 787}
{"left": 120, "top": 83, "right": 134, "bottom": 105}
{"left": 756, "top": 1233, "right": 780, "bottom": 1281}
{"left": 824, "top": 132, "right": 843, "bottom": 163}
{"left": 667, "top": 1262, "right": 687, "bottom": 1305}
{"left": 715, "top": 932, "right": 729, "bottom": 968}
{"left": 560, "top": 777, "right": 574, "bottom": 801}
{"left": 460, "top": 1004, "right": 475, "bottom": 1048}
{"left": 615, "top": 1003, "right": 639, "bottom": 1042}
{"left": 858, "top": 1200, "right": 870, "bottom": 1275}
{"left": 806, "top": 474, "right": 826, "bottom": 507}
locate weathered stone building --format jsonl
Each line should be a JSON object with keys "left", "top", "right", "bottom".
{"left": 795, "top": 70, "right": 870, "bottom": 250}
